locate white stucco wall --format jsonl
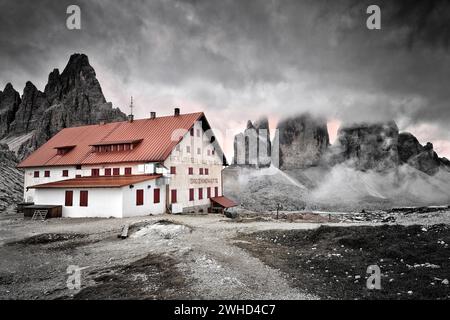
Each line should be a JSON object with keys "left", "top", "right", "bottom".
{"left": 23, "top": 166, "right": 77, "bottom": 203}
{"left": 34, "top": 188, "right": 123, "bottom": 218}
{"left": 121, "top": 179, "right": 166, "bottom": 217}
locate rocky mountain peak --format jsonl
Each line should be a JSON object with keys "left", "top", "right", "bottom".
{"left": 275, "top": 113, "right": 329, "bottom": 169}
{"left": 233, "top": 116, "right": 272, "bottom": 167}
{"left": 327, "top": 121, "right": 399, "bottom": 171}
{"left": 0, "top": 53, "right": 126, "bottom": 160}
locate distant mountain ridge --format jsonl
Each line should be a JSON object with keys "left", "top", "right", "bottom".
{"left": 0, "top": 53, "right": 126, "bottom": 160}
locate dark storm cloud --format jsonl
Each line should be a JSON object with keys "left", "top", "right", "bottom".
{"left": 0, "top": 0, "right": 449, "bottom": 145}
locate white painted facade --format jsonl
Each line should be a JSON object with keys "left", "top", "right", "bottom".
{"left": 34, "top": 179, "right": 166, "bottom": 218}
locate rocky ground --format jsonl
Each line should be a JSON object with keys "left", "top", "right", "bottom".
{"left": 0, "top": 210, "right": 449, "bottom": 300}
{"left": 0, "top": 144, "right": 23, "bottom": 213}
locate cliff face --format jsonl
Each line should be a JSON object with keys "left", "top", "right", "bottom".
{"left": 328, "top": 121, "right": 400, "bottom": 171}
{"left": 0, "top": 84, "right": 21, "bottom": 137}
{"left": 1, "top": 53, "right": 126, "bottom": 145}
{"left": 398, "top": 133, "right": 448, "bottom": 175}
{"left": 233, "top": 116, "right": 271, "bottom": 167}
{"left": 275, "top": 113, "right": 329, "bottom": 169}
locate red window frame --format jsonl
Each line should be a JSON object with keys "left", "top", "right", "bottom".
{"left": 207, "top": 187, "right": 211, "bottom": 199}
{"left": 154, "top": 188, "right": 160, "bottom": 204}
{"left": 125, "top": 167, "right": 132, "bottom": 175}
{"left": 171, "top": 190, "right": 177, "bottom": 203}
{"left": 44, "top": 170, "right": 50, "bottom": 177}
{"left": 199, "top": 168, "right": 204, "bottom": 175}
{"left": 104, "top": 168, "right": 112, "bottom": 176}
{"left": 113, "top": 168, "right": 120, "bottom": 176}
{"left": 34, "top": 171, "right": 40, "bottom": 178}
{"left": 62, "top": 170, "right": 69, "bottom": 177}
{"left": 80, "top": 190, "right": 88, "bottom": 207}
{"left": 188, "top": 167, "right": 193, "bottom": 175}
{"left": 91, "top": 168, "right": 100, "bottom": 176}
{"left": 136, "top": 189, "right": 144, "bottom": 206}
{"left": 199, "top": 188, "right": 203, "bottom": 200}
{"left": 189, "top": 188, "right": 194, "bottom": 201}
{"left": 215, "top": 187, "right": 219, "bottom": 197}
{"left": 170, "top": 166, "right": 176, "bottom": 174}
{"left": 65, "top": 190, "right": 73, "bottom": 207}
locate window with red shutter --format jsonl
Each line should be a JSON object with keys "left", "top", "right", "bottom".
{"left": 189, "top": 188, "right": 194, "bottom": 201}
{"left": 104, "top": 168, "right": 112, "bottom": 176}
{"left": 170, "top": 166, "right": 176, "bottom": 174}
{"left": 154, "top": 188, "right": 160, "bottom": 204}
{"left": 62, "top": 170, "right": 69, "bottom": 177}
{"left": 136, "top": 189, "right": 144, "bottom": 206}
{"left": 125, "top": 167, "right": 132, "bottom": 175}
{"left": 207, "top": 187, "right": 211, "bottom": 199}
{"left": 44, "top": 171, "right": 50, "bottom": 177}
{"left": 91, "top": 169, "right": 100, "bottom": 176}
{"left": 80, "top": 191, "right": 88, "bottom": 207}
{"left": 65, "top": 191, "right": 73, "bottom": 207}
{"left": 199, "top": 188, "right": 203, "bottom": 200}
{"left": 171, "top": 190, "right": 177, "bottom": 203}
{"left": 215, "top": 187, "right": 219, "bottom": 197}
{"left": 113, "top": 168, "right": 120, "bottom": 176}
{"left": 34, "top": 171, "right": 40, "bottom": 178}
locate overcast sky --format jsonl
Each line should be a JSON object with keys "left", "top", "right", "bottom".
{"left": 1, "top": 0, "right": 450, "bottom": 157}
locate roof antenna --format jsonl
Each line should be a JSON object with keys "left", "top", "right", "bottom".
{"left": 128, "top": 96, "right": 134, "bottom": 122}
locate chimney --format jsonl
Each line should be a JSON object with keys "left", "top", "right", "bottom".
{"left": 174, "top": 107, "right": 180, "bottom": 116}
{"left": 150, "top": 112, "right": 156, "bottom": 119}
{"left": 128, "top": 114, "right": 134, "bottom": 122}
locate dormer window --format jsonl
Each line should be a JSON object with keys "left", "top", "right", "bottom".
{"left": 54, "top": 145, "right": 76, "bottom": 155}
{"left": 90, "top": 139, "right": 143, "bottom": 153}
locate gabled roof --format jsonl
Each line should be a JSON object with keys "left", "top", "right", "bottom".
{"left": 18, "top": 112, "right": 227, "bottom": 168}
{"left": 29, "top": 174, "right": 162, "bottom": 189}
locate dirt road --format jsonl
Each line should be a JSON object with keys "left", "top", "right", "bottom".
{"left": 0, "top": 213, "right": 320, "bottom": 300}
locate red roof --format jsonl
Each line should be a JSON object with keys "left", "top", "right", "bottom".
{"left": 18, "top": 112, "right": 225, "bottom": 168}
{"left": 29, "top": 174, "right": 162, "bottom": 189}
{"left": 211, "top": 196, "right": 238, "bottom": 208}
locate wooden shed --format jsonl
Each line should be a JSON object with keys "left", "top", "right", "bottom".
{"left": 23, "top": 205, "right": 62, "bottom": 219}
